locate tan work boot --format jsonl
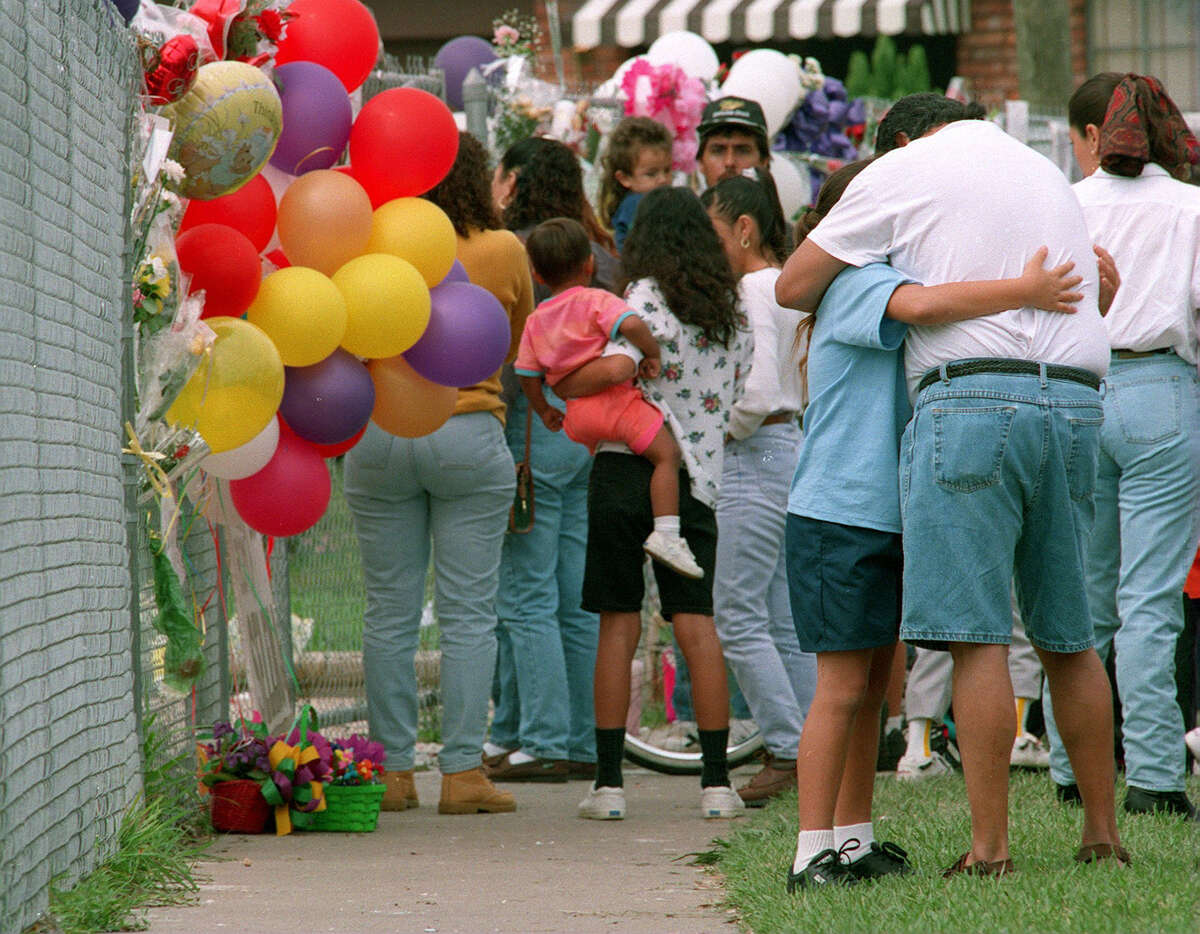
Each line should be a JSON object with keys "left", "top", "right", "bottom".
{"left": 736, "top": 755, "right": 797, "bottom": 807}
{"left": 380, "top": 769, "right": 419, "bottom": 811}
{"left": 438, "top": 767, "right": 516, "bottom": 814}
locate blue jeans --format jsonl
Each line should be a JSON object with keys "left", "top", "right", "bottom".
{"left": 899, "top": 366, "right": 1103, "bottom": 652}
{"left": 343, "top": 413, "right": 515, "bottom": 774}
{"left": 1045, "top": 353, "right": 1200, "bottom": 792}
{"left": 492, "top": 392, "right": 599, "bottom": 762}
{"left": 714, "top": 423, "right": 816, "bottom": 758}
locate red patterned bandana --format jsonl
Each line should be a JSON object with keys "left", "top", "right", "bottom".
{"left": 1098, "top": 74, "right": 1200, "bottom": 179}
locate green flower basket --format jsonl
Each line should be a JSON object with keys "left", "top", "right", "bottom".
{"left": 307, "top": 782, "right": 385, "bottom": 832}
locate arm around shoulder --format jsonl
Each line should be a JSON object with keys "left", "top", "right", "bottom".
{"left": 776, "top": 240, "right": 849, "bottom": 313}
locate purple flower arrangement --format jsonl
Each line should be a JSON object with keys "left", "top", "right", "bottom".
{"left": 775, "top": 76, "right": 867, "bottom": 201}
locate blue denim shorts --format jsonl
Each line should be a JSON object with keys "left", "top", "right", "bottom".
{"left": 899, "top": 363, "right": 1103, "bottom": 653}
{"left": 786, "top": 514, "right": 902, "bottom": 653}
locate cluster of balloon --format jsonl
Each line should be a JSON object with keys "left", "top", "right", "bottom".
{"left": 162, "top": 0, "right": 510, "bottom": 538}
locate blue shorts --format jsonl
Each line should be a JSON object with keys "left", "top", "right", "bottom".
{"left": 899, "top": 364, "right": 1103, "bottom": 652}
{"left": 786, "top": 513, "right": 902, "bottom": 653}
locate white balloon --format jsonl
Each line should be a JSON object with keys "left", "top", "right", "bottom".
{"left": 201, "top": 416, "right": 280, "bottom": 479}
{"left": 646, "top": 31, "right": 719, "bottom": 81}
{"left": 594, "top": 55, "right": 646, "bottom": 99}
{"left": 720, "top": 50, "right": 803, "bottom": 138}
{"left": 769, "top": 153, "right": 812, "bottom": 224}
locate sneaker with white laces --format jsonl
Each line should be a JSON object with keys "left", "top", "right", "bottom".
{"left": 896, "top": 749, "right": 954, "bottom": 781}
{"left": 700, "top": 785, "right": 746, "bottom": 819}
{"left": 1010, "top": 731, "right": 1050, "bottom": 768}
{"left": 578, "top": 785, "right": 626, "bottom": 820}
{"left": 643, "top": 530, "right": 704, "bottom": 579}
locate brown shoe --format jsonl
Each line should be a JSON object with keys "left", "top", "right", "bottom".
{"left": 380, "top": 769, "right": 419, "bottom": 811}
{"left": 438, "top": 767, "right": 517, "bottom": 814}
{"left": 736, "top": 755, "right": 797, "bottom": 807}
{"left": 486, "top": 754, "right": 569, "bottom": 782}
{"left": 481, "top": 748, "right": 512, "bottom": 770}
{"left": 942, "top": 851, "right": 1016, "bottom": 878}
{"left": 1075, "top": 843, "right": 1132, "bottom": 866}
{"left": 567, "top": 760, "right": 597, "bottom": 781}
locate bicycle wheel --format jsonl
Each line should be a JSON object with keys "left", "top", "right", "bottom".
{"left": 623, "top": 721, "right": 764, "bottom": 775}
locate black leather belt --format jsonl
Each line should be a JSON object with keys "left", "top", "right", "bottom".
{"left": 1112, "top": 347, "right": 1173, "bottom": 359}
{"left": 916, "top": 358, "right": 1101, "bottom": 394}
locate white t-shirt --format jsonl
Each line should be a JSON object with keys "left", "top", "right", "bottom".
{"left": 1073, "top": 164, "right": 1200, "bottom": 364}
{"left": 727, "top": 267, "right": 808, "bottom": 440}
{"left": 808, "top": 120, "right": 1111, "bottom": 394}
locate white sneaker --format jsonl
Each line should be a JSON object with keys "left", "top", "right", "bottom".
{"left": 701, "top": 785, "right": 746, "bottom": 819}
{"left": 643, "top": 530, "right": 704, "bottom": 579}
{"left": 896, "top": 750, "right": 953, "bottom": 781}
{"left": 1010, "top": 731, "right": 1050, "bottom": 768}
{"left": 578, "top": 785, "right": 626, "bottom": 820}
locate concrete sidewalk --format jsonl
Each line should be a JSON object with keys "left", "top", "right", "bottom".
{"left": 143, "top": 765, "right": 756, "bottom": 934}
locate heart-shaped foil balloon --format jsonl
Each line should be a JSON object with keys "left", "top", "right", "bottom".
{"left": 144, "top": 35, "right": 201, "bottom": 106}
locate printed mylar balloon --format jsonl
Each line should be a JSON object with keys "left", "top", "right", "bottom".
{"left": 246, "top": 266, "right": 348, "bottom": 367}
{"left": 164, "top": 61, "right": 283, "bottom": 200}
{"left": 365, "top": 198, "right": 457, "bottom": 288}
{"left": 368, "top": 356, "right": 457, "bottom": 438}
{"left": 167, "top": 317, "right": 284, "bottom": 453}
{"left": 333, "top": 254, "right": 431, "bottom": 359}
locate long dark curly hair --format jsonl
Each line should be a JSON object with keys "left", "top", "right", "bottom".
{"left": 621, "top": 187, "right": 740, "bottom": 347}
{"left": 502, "top": 138, "right": 615, "bottom": 251}
{"left": 422, "top": 132, "right": 501, "bottom": 236}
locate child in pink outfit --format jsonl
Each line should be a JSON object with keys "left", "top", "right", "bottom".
{"left": 516, "top": 218, "right": 703, "bottom": 579}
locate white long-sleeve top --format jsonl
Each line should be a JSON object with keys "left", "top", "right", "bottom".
{"left": 1073, "top": 164, "right": 1200, "bottom": 364}
{"left": 727, "top": 266, "right": 809, "bottom": 440}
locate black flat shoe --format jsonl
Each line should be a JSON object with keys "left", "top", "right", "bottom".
{"left": 1124, "top": 785, "right": 1198, "bottom": 820}
{"left": 1055, "top": 781, "right": 1082, "bottom": 805}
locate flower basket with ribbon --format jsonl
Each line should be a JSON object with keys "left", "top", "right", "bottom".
{"left": 262, "top": 705, "right": 332, "bottom": 835}
{"left": 305, "top": 734, "right": 386, "bottom": 832}
{"left": 209, "top": 778, "right": 271, "bottom": 833}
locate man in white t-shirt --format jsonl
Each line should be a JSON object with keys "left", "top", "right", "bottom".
{"left": 776, "top": 114, "right": 1125, "bottom": 873}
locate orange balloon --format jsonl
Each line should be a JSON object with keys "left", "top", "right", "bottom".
{"left": 367, "top": 355, "right": 456, "bottom": 438}
{"left": 276, "top": 169, "right": 373, "bottom": 275}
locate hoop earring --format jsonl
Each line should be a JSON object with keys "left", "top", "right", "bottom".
{"left": 740, "top": 237, "right": 750, "bottom": 249}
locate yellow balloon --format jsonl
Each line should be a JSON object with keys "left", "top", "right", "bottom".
{"left": 333, "top": 253, "right": 431, "bottom": 358}
{"left": 164, "top": 61, "right": 282, "bottom": 201}
{"left": 368, "top": 355, "right": 456, "bottom": 438}
{"left": 277, "top": 170, "right": 374, "bottom": 276}
{"left": 167, "top": 317, "right": 284, "bottom": 453}
{"left": 366, "top": 198, "right": 457, "bottom": 287}
{"left": 246, "top": 267, "right": 348, "bottom": 367}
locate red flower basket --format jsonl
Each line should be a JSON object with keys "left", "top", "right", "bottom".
{"left": 210, "top": 779, "right": 271, "bottom": 833}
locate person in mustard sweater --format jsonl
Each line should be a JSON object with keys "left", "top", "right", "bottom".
{"left": 343, "top": 132, "right": 534, "bottom": 816}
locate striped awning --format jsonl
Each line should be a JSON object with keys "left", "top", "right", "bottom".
{"left": 572, "top": 0, "right": 970, "bottom": 51}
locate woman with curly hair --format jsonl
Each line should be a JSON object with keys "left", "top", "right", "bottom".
{"left": 562, "top": 185, "right": 754, "bottom": 821}
{"left": 343, "top": 132, "right": 533, "bottom": 817}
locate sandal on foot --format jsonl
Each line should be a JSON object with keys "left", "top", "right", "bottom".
{"left": 1075, "top": 843, "right": 1131, "bottom": 866}
{"left": 942, "top": 851, "right": 1016, "bottom": 878}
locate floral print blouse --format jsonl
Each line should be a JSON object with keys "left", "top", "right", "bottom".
{"left": 617, "top": 277, "right": 754, "bottom": 509}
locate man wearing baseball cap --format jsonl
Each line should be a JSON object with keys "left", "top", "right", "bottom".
{"left": 697, "top": 96, "right": 769, "bottom": 188}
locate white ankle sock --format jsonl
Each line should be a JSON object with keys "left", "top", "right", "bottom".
{"left": 653, "top": 515, "right": 681, "bottom": 535}
{"left": 482, "top": 741, "right": 511, "bottom": 758}
{"left": 792, "top": 829, "right": 835, "bottom": 873}
{"left": 905, "top": 718, "right": 932, "bottom": 759}
{"left": 835, "top": 822, "right": 874, "bottom": 862}
{"left": 885, "top": 715, "right": 903, "bottom": 733}
{"left": 507, "top": 749, "right": 536, "bottom": 765}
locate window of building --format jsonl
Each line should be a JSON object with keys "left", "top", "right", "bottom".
{"left": 1087, "top": 0, "right": 1200, "bottom": 110}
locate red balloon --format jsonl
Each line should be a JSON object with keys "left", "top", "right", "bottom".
{"left": 335, "top": 163, "right": 386, "bottom": 208}
{"left": 273, "top": 0, "right": 380, "bottom": 93}
{"left": 264, "top": 248, "right": 291, "bottom": 270}
{"left": 349, "top": 89, "right": 459, "bottom": 203}
{"left": 311, "top": 423, "right": 366, "bottom": 457}
{"left": 179, "top": 174, "right": 277, "bottom": 252}
{"left": 229, "top": 429, "right": 331, "bottom": 536}
{"left": 176, "top": 223, "right": 262, "bottom": 319}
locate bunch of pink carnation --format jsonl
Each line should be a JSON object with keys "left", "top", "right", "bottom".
{"left": 620, "top": 59, "right": 708, "bottom": 173}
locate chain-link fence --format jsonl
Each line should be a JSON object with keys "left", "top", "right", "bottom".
{"left": 0, "top": 3, "right": 142, "bottom": 932}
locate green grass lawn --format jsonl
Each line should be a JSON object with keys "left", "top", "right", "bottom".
{"left": 714, "top": 770, "right": 1200, "bottom": 934}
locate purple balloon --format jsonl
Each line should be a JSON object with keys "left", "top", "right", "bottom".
{"left": 433, "top": 36, "right": 497, "bottom": 110}
{"left": 279, "top": 349, "right": 375, "bottom": 444}
{"left": 270, "top": 62, "right": 353, "bottom": 175}
{"left": 403, "top": 282, "right": 511, "bottom": 388}
{"left": 438, "top": 259, "right": 470, "bottom": 286}
{"left": 108, "top": 0, "right": 139, "bottom": 23}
